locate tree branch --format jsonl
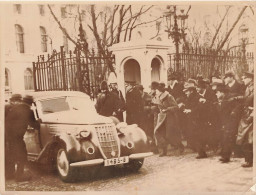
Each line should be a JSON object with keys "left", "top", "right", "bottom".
{"left": 47, "top": 4, "right": 77, "bottom": 46}
{"left": 210, "top": 6, "right": 231, "bottom": 48}
{"left": 216, "top": 6, "right": 247, "bottom": 52}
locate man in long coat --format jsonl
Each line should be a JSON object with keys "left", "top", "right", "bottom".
{"left": 5, "top": 95, "right": 38, "bottom": 182}
{"left": 154, "top": 82, "right": 184, "bottom": 157}
{"left": 182, "top": 82, "right": 207, "bottom": 158}
{"left": 196, "top": 80, "right": 220, "bottom": 151}
{"left": 5, "top": 94, "right": 22, "bottom": 180}
{"left": 125, "top": 82, "right": 144, "bottom": 127}
{"left": 95, "top": 80, "right": 120, "bottom": 118}
{"left": 224, "top": 71, "right": 245, "bottom": 157}
{"left": 236, "top": 72, "right": 254, "bottom": 167}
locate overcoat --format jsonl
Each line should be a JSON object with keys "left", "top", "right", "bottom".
{"left": 154, "top": 91, "right": 181, "bottom": 146}
{"left": 95, "top": 91, "right": 120, "bottom": 117}
{"left": 126, "top": 87, "right": 144, "bottom": 126}
{"left": 236, "top": 83, "right": 254, "bottom": 145}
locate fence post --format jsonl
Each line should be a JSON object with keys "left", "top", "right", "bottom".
{"left": 32, "top": 62, "right": 37, "bottom": 91}
{"left": 60, "top": 46, "right": 67, "bottom": 90}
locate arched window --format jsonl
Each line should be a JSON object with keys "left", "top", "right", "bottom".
{"left": 15, "top": 24, "right": 24, "bottom": 53}
{"left": 5, "top": 68, "right": 11, "bottom": 91}
{"left": 24, "top": 68, "right": 34, "bottom": 90}
{"left": 40, "top": 26, "right": 47, "bottom": 52}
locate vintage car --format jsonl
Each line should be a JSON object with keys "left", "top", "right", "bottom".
{"left": 23, "top": 91, "right": 153, "bottom": 182}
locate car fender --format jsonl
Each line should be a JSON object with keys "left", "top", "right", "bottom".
{"left": 37, "top": 134, "right": 99, "bottom": 164}
{"left": 119, "top": 124, "right": 149, "bottom": 156}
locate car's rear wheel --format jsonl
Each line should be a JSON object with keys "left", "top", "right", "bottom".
{"left": 123, "top": 159, "right": 144, "bottom": 172}
{"left": 56, "top": 148, "right": 75, "bottom": 182}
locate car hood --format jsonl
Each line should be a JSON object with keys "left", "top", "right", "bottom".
{"left": 41, "top": 110, "right": 113, "bottom": 124}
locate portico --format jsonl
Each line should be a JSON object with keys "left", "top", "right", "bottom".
{"left": 109, "top": 39, "right": 173, "bottom": 94}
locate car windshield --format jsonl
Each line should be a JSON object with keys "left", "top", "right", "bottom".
{"left": 40, "top": 96, "right": 96, "bottom": 114}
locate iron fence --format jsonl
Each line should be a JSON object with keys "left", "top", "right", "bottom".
{"left": 169, "top": 46, "right": 254, "bottom": 79}
{"left": 33, "top": 46, "right": 115, "bottom": 100}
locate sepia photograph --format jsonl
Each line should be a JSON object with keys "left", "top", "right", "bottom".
{"left": 0, "top": 1, "right": 255, "bottom": 193}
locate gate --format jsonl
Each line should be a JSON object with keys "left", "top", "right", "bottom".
{"left": 33, "top": 45, "right": 115, "bottom": 100}
{"left": 168, "top": 46, "right": 254, "bottom": 79}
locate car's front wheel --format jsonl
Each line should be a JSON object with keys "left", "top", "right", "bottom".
{"left": 56, "top": 148, "right": 75, "bottom": 182}
{"left": 123, "top": 159, "right": 144, "bottom": 172}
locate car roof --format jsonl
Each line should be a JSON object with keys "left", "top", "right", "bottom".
{"left": 24, "top": 91, "right": 90, "bottom": 101}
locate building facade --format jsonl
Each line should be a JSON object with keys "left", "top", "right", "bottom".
{"left": 4, "top": 4, "right": 70, "bottom": 99}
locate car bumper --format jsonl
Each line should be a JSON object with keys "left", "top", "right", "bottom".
{"left": 70, "top": 152, "right": 153, "bottom": 168}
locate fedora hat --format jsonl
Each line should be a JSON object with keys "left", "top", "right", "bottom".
{"left": 183, "top": 82, "right": 196, "bottom": 92}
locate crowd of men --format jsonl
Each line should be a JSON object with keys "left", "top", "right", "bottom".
{"left": 95, "top": 70, "right": 253, "bottom": 168}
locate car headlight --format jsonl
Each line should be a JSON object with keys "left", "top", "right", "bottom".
{"left": 79, "top": 130, "right": 91, "bottom": 138}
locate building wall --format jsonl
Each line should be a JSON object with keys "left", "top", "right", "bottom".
{"left": 4, "top": 4, "right": 68, "bottom": 98}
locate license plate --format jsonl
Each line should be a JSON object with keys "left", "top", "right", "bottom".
{"left": 104, "top": 156, "right": 129, "bottom": 166}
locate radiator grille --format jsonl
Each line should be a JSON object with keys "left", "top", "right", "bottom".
{"left": 94, "top": 125, "right": 119, "bottom": 159}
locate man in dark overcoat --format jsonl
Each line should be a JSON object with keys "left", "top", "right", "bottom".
{"left": 182, "top": 82, "right": 207, "bottom": 158}
{"left": 224, "top": 71, "right": 245, "bottom": 157}
{"left": 108, "top": 72, "right": 126, "bottom": 122}
{"left": 125, "top": 82, "right": 144, "bottom": 126}
{"left": 5, "top": 94, "right": 22, "bottom": 180}
{"left": 154, "top": 82, "right": 184, "bottom": 157}
{"left": 236, "top": 72, "right": 254, "bottom": 167}
{"left": 95, "top": 80, "right": 121, "bottom": 118}
{"left": 214, "top": 84, "right": 240, "bottom": 163}
{"left": 5, "top": 95, "right": 38, "bottom": 181}
{"left": 196, "top": 80, "right": 220, "bottom": 151}
{"left": 167, "top": 73, "right": 185, "bottom": 102}
{"left": 137, "top": 85, "right": 152, "bottom": 138}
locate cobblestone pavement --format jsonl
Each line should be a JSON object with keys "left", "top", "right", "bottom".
{"left": 5, "top": 149, "right": 253, "bottom": 193}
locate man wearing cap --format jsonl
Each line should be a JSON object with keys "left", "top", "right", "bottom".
{"left": 154, "top": 82, "right": 184, "bottom": 156}
{"left": 5, "top": 95, "right": 38, "bottom": 181}
{"left": 125, "top": 81, "right": 144, "bottom": 127}
{"left": 5, "top": 94, "right": 22, "bottom": 179}
{"left": 236, "top": 71, "right": 254, "bottom": 167}
{"left": 224, "top": 71, "right": 245, "bottom": 158}
{"left": 215, "top": 84, "right": 239, "bottom": 163}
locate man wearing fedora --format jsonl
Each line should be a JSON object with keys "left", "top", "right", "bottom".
{"left": 236, "top": 71, "right": 254, "bottom": 167}
{"left": 182, "top": 81, "right": 208, "bottom": 158}
{"left": 196, "top": 79, "right": 220, "bottom": 152}
{"left": 5, "top": 95, "right": 39, "bottom": 182}
{"left": 125, "top": 81, "right": 144, "bottom": 127}
{"left": 154, "top": 82, "right": 184, "bottom": 157}
{"left": 5, "top": 94, "right": 22, "bottom": 180}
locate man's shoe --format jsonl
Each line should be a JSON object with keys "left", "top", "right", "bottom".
{"left": 241, "top": 162, "right": 253, "bottom": 168}
{"left": 196, "top": 155, "right": 207, "bottom": 159}
{"left": 221, "top": 158, "right": 230, "bottom": 163}
{"left": 158, "top": 148, "right": 167, "bottom": 157}
{"left": 196, "top": 152, "right": 207, "bottom": 159}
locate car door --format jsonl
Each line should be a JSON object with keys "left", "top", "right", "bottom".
{"left": 24, "top": 102, "right": 42, "bottom": 161}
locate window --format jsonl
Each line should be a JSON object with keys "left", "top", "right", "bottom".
{"left": 39, "top": 5, "right": 45, "bottom": 16}
{"left": 40, "top": 26, "right": 47, "bottom": 52}
{"left": 24, "top": 68, "right": 34, "bottom": 90}
{"left": 15, "top": 24, "right": 25, "bottom": 53}
{"left": 14, "top": 4, "right": 22, "bottom": 14}
{"left": 63, "top": 35, "right": 69, "bottom": 52}
{"left": 61, "top": 7, "right": 67, "bottom": 18}
{"left": 5, "top": 68, "right": 11, "bottom": 91}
